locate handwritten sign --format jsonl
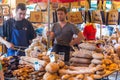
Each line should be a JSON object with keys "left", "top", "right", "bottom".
{"left": 59, "top": 3, "right": 70, "bottom": 8}
{"left": 52, "top": 2, "right": 58, "bottom": 10}
{"left": 71, "top": 2, "right": 79, "bottom": 7}
{"left": 92, "top": 10, "right": 103, "bottom": 24}
{"left": 67, "top": 12, "right": 83, "bottom": 24}
{"left": 16, "top": 0, "right": 26, "bottom": 6}
{"left": 107, "top": 10, "right": 118, "bottom": 25}
{"left": 30, "top": 11, "right": 42, "bottom": 23}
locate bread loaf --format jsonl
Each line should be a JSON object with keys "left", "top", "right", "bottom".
{"left": 72, "top": 49, "right": 93, "bottom": 59}
{"left": 92, "top": 53, "right": 104, "bottom": 59}
{"left": 70, "top": 58, "right": 91, "bottom": 64}
{"left": 78, "top": 43, "right": 96, "bottom": 51}
{"left": 91, "top": 59, "right": 103, "bottom": 64}
{"left": 96, "top": 70, "right": 106, "bottom": 75}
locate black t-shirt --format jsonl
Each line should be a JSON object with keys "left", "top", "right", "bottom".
{"left": 1, "top": 18, "right": 36, "bottom": 43}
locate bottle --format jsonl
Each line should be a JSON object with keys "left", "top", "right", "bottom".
{"left": 0, "top": 62, "right": 4, "bottom": 80}
{"left": 34, "top": 61, "right": 40, "bottom": 71}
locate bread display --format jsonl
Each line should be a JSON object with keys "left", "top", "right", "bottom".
{"left": 1, "top": 39, "right": 120, "bottom": 80}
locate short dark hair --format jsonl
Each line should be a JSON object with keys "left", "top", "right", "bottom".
{"left": 56, "top": 7, "right": 67, "bottom": 14}
{"left": 16, "top": 3, "right": 27, "bottom": 11}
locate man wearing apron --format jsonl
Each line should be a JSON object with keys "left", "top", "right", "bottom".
{"left": 0, "top": 3, "right": 36, "bottom": 56}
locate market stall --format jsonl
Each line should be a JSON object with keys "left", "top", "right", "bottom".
{"left": 0, "top": 0, "right": 120, "bottom": 80}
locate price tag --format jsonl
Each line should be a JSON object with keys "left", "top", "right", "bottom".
{"left": 16, "top": 0, "right": 26, "bottom": 5}
{"left": 49, "top": 52, "right": 58, "bottom": 62}
{"left": 49, "top": 54, "right": 55, "bottom": 62}
{"left": 112, "top": 39, "right": 117, "bottom": 44}
{"left": 47, "top": 48, "right": 53, "bottom": 55}
{"left": 34, "top": 61, "right": 40, "bottom": 71}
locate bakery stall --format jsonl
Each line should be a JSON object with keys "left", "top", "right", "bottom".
{"left": 0, "top": 0, "right": 120, "bottom": 80}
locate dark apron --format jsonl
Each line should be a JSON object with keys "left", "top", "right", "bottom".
{"left": 7, "top": 22, "right": 29, "bottom": 56}
{"left": 52, "top": 44, "right": 70, "bottom": 62}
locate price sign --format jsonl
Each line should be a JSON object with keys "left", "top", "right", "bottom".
{"left": 67, "top": 12, "right": 83, "bottom": 24}
{"left": 49, "top": 54, "right": 55, "bottom": 62}
{"left": 30, "top": 11, "right": 42, "bottom": 23}
{"left": 92, "top": 10, "right": 103, "bottom": 24}
{"left": 107, "top": 10, "right": 119, "bottom": 25}
{"left": 16, "top": 0, "right": 26, "bottom": 5}
{"left": 49, "top": 52, "right": 58, "bottom": 62}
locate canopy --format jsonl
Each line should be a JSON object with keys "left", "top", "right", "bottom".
{"left": 30, "top": 0, "right": 80, "bottom": 3}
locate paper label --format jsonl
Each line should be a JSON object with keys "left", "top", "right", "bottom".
{"left": 49, "top": 54, "right": 55, "bottom": 62}
{"left": 47, "top": 48, "right": 53, "bottom": 55}
{"left": 34, "top": 61, "right": 40, "bottom": 71}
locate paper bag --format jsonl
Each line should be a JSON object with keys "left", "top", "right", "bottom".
{"left": 92, "top": 10, "right": 103, "bottom": 24}
{"left": 30, "top": 11, "right": 42, "bottom": 23}
{"left": 106, "top": 10, "right": 119, "bottom": 25}
{"left": 67, "top": 11, "right": 83, "bottom": 24}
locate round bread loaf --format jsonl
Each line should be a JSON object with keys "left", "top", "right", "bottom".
{"left": 96, "top": 70, "right": 106, "bottom": 75}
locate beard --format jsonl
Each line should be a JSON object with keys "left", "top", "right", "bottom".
{"left": 59, "top": 18, "right": 65, "bottom": 22}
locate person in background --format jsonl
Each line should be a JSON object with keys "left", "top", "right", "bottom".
{"left": 83, "top": 23, "right": 96, "bottom": 40}
{"left": 0, "top": 3, "right": 36, "bottom": 56}
{"left": 47, "top": 7, "right": 85, "bottom": 62}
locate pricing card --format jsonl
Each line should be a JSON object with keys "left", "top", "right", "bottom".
{"left": 49, "top": 54, "right": 55, "bottom": 62}
{"left": 47, "top": 48, "right": 53, "bottom": 55}
{"left": 34, "top": 61, "right": 40, "bottom": 71}
{"left": 112, "top": 39, "right": 117, "bottom": 44}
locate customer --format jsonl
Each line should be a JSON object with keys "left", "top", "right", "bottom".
{"left": 0, "top": 3, "right": 36, "bottom": 56}
{"left": 47, "top": 7, "right": 85, "bottom": 62}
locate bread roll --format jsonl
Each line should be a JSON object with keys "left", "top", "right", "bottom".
{"left": 91, "top": 59, "right": 103, "bottom": 64}
{"left": 92, "top": 53, "right": 104, "bottom": 59}
{"left": 96, "top": 70, "right": 106, "bottom": 75}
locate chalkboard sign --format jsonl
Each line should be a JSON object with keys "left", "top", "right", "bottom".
{"left": 67, "top": 11, "right": 83, "bottom": 24}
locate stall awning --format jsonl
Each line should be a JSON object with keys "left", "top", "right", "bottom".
{"left": 29, "top": 0, "right": 80, "bottom": 3}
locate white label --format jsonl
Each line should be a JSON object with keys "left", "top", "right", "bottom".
{"left": 112, "top": 39, "right": 117, "bottom": 44}
{"left": 34, "top": 62, "right": 40, "bottom": 71}
{"left": 47, "top": 48, "right": 53, "bottom": 55}
{"left": 49, "top": 54, "right": 55, "bottom": 62}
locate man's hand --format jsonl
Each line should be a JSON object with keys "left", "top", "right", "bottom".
{"left": 46, "top": 31, "right": 55, "bottom": 40}
{"left": 5, "top": 42, "right": 14, "bottom": 49}
{"left": 0, "top": 37, "right": 14, "bottom": 49}
{"left": 69, "top": 40, "right": 75, "bottom": 46}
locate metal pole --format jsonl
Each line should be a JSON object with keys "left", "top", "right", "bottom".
{"left": 100, "top": 23, "right": 102, "bottom": 39}
{"left": 47, "top": 0, "right": 51, "bottom": 49}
